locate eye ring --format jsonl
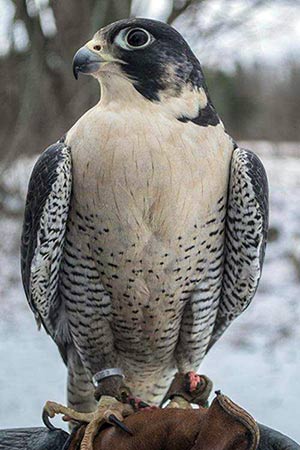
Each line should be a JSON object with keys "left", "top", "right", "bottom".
{"left": 115, "top": 27, "right": 154, "bottom": 50}
{"left": 125, "top": 28, "right": 152, "bottom": 49}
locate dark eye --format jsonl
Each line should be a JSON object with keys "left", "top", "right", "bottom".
{"left": 126, "top": 28, "right": 151, "bottom": 48}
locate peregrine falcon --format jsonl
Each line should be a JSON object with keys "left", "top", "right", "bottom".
{"left": 21, "top": 17, "right": 268, "bottom": 438}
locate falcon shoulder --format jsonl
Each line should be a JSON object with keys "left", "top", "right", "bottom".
{"left": 208, "top": 147, "right": 269, "bottom": 350}
{"left": 21, "top": 137, "right": 72, "bottom": 341}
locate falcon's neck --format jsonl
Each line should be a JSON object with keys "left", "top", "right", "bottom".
{"left": 97, "top": 71, "right": 212, "bottom": 123}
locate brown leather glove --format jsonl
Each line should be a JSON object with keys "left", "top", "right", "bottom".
{"left": 68, "top": 392, "right": 260, "bottom": 450}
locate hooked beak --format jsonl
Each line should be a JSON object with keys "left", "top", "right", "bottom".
{"left": 72, "top": 46, "right": 104, "bottom": 80}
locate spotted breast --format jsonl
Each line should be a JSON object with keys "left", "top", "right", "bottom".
{"left": 62, "top": 93, "right": 233, "bottom": 402}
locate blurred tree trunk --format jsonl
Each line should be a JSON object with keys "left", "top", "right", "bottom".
{"left": 0, "top": 0, "right": 133, "bottom": 165}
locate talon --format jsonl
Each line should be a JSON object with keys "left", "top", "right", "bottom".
{"left": 41, "top": 397, "right": 134, "bottom": 449}
{"left": 127, "top": 396, "right": 156, "bottom": 411}
{"left": 42, "top": 408, "right": 59, "bottom": 431}
{"left": 108, "top": 414, "right": 133, "bottom": 435}
{"left": 137, "top": 400, "right": 151, "bottom": 409}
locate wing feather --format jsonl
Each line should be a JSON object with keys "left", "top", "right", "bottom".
{"left": 21, "top": 139, "right": 72, "bottom": 339}
{"left": 207, "top": 147, "right": 269, "bottom": 350}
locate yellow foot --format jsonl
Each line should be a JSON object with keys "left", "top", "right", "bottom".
{"left": 166, "top": 395, "right": 193, "bottom": 409}
{"left": 42, "top": 396, "right": 134, "bottom": 450}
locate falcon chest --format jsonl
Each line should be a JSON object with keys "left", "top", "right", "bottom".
{"left": 65, "top": 99, "right": 233, "bottom": 352}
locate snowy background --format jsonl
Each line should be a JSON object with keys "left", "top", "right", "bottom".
{"left": 0, "top": 0, "right": 300, "bottom": 443}
{"left": 0, "top": 142, "right": 300, "bottom": 440}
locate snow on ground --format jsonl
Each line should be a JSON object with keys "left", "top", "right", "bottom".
{"left": 0, "top": 142, "right": 299, "bottom": 439}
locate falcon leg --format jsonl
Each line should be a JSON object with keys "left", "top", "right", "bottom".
{"left": 42, "top": 368, "right": 160, "bottom": 448}
{"left": 67, "top": 355, "right": 97, "bottom": 425}
{"left": 162, "top": 371, "right": 213, "bottom": 409}
{"left": 42, "top": 370, "right": 135, "bottom": 450}
{"left": 43, "top": 396, "right": 133, "bottom": 450}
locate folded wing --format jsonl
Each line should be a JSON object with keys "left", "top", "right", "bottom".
{"left": 21, "top": 138, "right": 72, "bottom": 341}
{"left": 208, "top": 148, "right": 269, "bottom": 350}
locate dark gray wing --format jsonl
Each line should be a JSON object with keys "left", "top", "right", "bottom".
{"left": 21, "top": 139, "right": 72, "bottom": 339}
{"left": 208, "top": 147, "right": 269, "bottom": 350}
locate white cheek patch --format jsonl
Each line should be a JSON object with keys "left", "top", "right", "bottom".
{"left": 159, "top": 86, "right": 208, "bottom": 120}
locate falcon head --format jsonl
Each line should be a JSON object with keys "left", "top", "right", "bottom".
{"left": 72, "top": 18, "right": 206, "bottom": 102}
